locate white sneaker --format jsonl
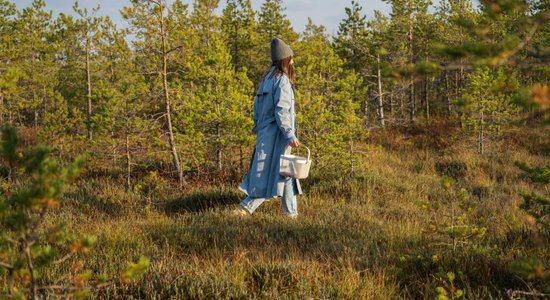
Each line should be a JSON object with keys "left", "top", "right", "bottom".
{"left": 232, "top": 207, "right": 249, "bottom": 216}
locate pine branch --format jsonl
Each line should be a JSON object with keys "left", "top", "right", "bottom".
{"left": 164, "top": 45, "right": 184, "bottom": 55}
{"left": 0, "top": 261, "right": 14, "bottom": 269}
{"left": 53, "top": 253, "right": 74, "bottom": 265}
{"left": 506, "top": 289, "right": 550, "bottom": 298}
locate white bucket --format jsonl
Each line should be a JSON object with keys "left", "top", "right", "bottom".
{"left": 280, "top": 146, "right": 312, "bottom": 179}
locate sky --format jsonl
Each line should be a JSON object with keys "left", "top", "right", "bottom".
{"left": 14, "top": 0, "right": 393, "bottom": 37}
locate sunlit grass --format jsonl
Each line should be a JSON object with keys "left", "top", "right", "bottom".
{"left": 5, "top": 125, "right": 548, "bottom": 299}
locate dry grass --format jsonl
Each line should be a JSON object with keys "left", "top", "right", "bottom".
{"left": 3, "top": 123, "right": 549, "bottom": 299}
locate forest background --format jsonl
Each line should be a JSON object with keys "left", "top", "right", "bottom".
{"left": 0, "top": 0, "right": 549, "bottom": 298}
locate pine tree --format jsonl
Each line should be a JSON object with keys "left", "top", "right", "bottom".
{"left": 0, "top": 127, "right": 149, "bottom": 299}
{"left": 255, "top": 0, "right": 298, "bottom": 83}
{"left": 384, "top": 0, "right": 432, "bottom": 125}
{"left": 178, "top": 0, "right": 254, "bottom": 173}
{"left": 41, "top": 91, "right": 70, "bottom": 142}
{"left": 72, "top": 1, "right": 103, "bottom": 140}
{"left": 93, "top": 17, "right": 157, "bottom": 190}
{"left": 221, "top": 0, "right": 259, "bottom": 78}
{"left": 0, "top": 126, "right": 85, "bottom": 299}
{"left": 510, "top": 160, "right": 550, "bottom": 293}
{"left": 13, "top": 0, "right": 58, "bottom": 127}
{"left": 435, "top": 0, "right": 477, "bottom": 116}
{"left": 0, "top": 0, "right": 17, "bottom": 125}
{"left": 122, "top": 0, "right": 187, "bottom": 187}
{"left": 296, "top": 19, "right": 366, "bottom": 174}
{"left": 334, "top": 1, "right": 369, "bottom": 73}
{"left": 457, "top": 67, "right": 519, "bottom": 154}
{"left": 257, "top": 0, "right": 297, "bottom": 44}
{"left": 367, "top": 11, "right": 391, "bottom": 127}
{"left": 527, "top": 0, "right": 550, "bottom": 83}
{"left": 54, "top": 12, "right": 87, "bottom": 137}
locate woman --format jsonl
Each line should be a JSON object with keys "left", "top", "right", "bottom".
{"left": 236, "top": 38, "right": 302, "bottom": 218}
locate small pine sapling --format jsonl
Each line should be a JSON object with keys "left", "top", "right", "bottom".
{"left": 422, "top": 177, "right": 487, "bottom": 250}
{"left": 413, "top": 176, "right": 487, "bottom": 299}
{"left": 509, "top": 161, "right": 550, "bottom": 296}
{"left": 0, "top": 127, "right": 149, "bottom": 299}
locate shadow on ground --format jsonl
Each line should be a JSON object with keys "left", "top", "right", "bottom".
{"left": 63, "top": 188, "right": 129, "bottom": 217}
{"left": 161, "top": 186, "right": 243, "bottom": 214}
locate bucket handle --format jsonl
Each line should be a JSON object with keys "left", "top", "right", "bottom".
{"left": 284, "top": 145, "right": 311, "bottom": 161}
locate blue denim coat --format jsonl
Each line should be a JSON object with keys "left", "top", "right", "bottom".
{"left": 239, "top": 67, "right": 302, "bottom": 199}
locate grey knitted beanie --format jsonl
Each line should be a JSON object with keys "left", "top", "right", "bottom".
{"left": 270, "top": 38, "right": 294, "bottom": 62}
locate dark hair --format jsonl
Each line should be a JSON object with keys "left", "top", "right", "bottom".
{"left": 270, "top": 56, "right": 295, "bottom": 84}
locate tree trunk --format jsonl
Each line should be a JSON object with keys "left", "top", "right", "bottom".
{"left": 0, "top": 94, "right": 3, "bottom": 124}
{"left": 425, "top": 78, "right": 429, "bottom": 120}
{"left": 455, "top": 72, "right": 460, "bottom": 98}
{"left": 407, "top": 0, "right": 415, "bottom": 125}
{"left": 125, "top": 121, "right": 131, "bottom": 191}
{"left": 349, "top": 135, "right": 354, "bottom": 175}
{"left": 217, "top": 122, "right": 222, "bottom": 172}
{"left": 159, "top": 0, "right": 184, "bottom": 187}
{"left": 409, "top": 81, "right": 415, "bottom": 125}
{"left": 478, "top": 93, "right": 484, "bottom": 155}
{"left": 377, "top": 54, "right": 385, "bottom": 127}
{"left": 31, "top": 57, "right": 38, "bottom": 127}
{"left": 400, "top": 89, "right": 404, "bottom": 118}
{"left": 86, "top": 38, "right": 93, "bottom": 140}
{"left": 7, "top": 100, "right": 12, "bottom": 123}
{"left": 458, "top": 71, "right": 465, "bottom": 128}
{"left": 479, "top": 112, "right": 484, "bottom": 155}
{"left": 445, "top": 71, "right": 452, "bottom": 115}
{"left": 364, "top": 90, "right": 369, "bottom": 117}
{"left": 34, "top": 108, "right": 38, "bottom": 127}
{"left": 233, "top": 23, "right": 239, "bottom": 72}
{"left": 389, "top": 93, "right": 394, "bottom": 115}
{"left": 7, "top": 268, "right": 13, "bottom": 297}
{"left": 24, "top": 245, "right": 37, "bottom": 300}
{"left": 459, "top": 59, "right": 464, "bottom": 95}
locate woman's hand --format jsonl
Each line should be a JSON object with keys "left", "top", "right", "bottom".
{"left": 288, "top": 138, "right": 300, "bottom": 148}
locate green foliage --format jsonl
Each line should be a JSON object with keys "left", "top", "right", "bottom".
{"left": 122, "top": 256, "right": 150, "bottom": 283}
{"left": 334, "top": 1, "right": 369, "bottom": 72}
{"left": 176, "top": 0, "right": 255, "bottom": 173}
{"left": 515, "top": 161, "right": 550, "bottom": 232}
{"left": 134, "top": 170, "right": 171, "bottom": 201}
{"left": 422, "top": 177, "right": 487, "bottom": 248}
{"left": 295, "top": 19, "right": 367, "bottom": 174}
{"left": 509, "top": 258, "right": 549, "bottom": 292}
{"left": 410, "top": 176, "right": 487, "bottom": 298}
{"left": 515, "top": 161, "right": 550, "bottom": 233}
{"left": 7, "top": 0, "right": 58, "bottom": 127}
{"left": 41, "top": 91, "right": 70, "bottom": 141}
{"left": 434, "top": 271, "right": 464, "bottom": 300}
{"left": 456, "top": 66, "right": 519, "bottom": 153}
{"left": 221, "top": 0, "right": 259, "bottom": 79}
{"left": 0, "top": 126, "right": 85, "bottom": 297}
{"left": 515, "top": 161, "right": 550, "bottom": 184}
{"left": 255, "top": 0, "right": 298, "bottom": 81}
{"left": 519, "top": 191, "right": 550, "bottom": 229}
{"left": 436, "top": 0, "right": 549, "bottom": 70}
{"left": 257, "top": 0, "right": 297, "bottom": 45}
{"left": 512, "top": 160, "right": 550, "bottom": 293}
{"left": 0, "top": 127, "right": 148, "bottom": 298}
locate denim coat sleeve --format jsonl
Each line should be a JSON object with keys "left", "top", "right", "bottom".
{"left": 251, "top": 91, "right": 260, "bottom": 134}
{"left": 274, "top": 76, "right": 296, "bottom": 141}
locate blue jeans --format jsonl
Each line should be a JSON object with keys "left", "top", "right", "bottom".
{"left": 240, "top": 177, "right": 298, "bottom": 216}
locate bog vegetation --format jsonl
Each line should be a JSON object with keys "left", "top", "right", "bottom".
{"left": 0, "top": 0, "right": 549, "bottom": 298}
